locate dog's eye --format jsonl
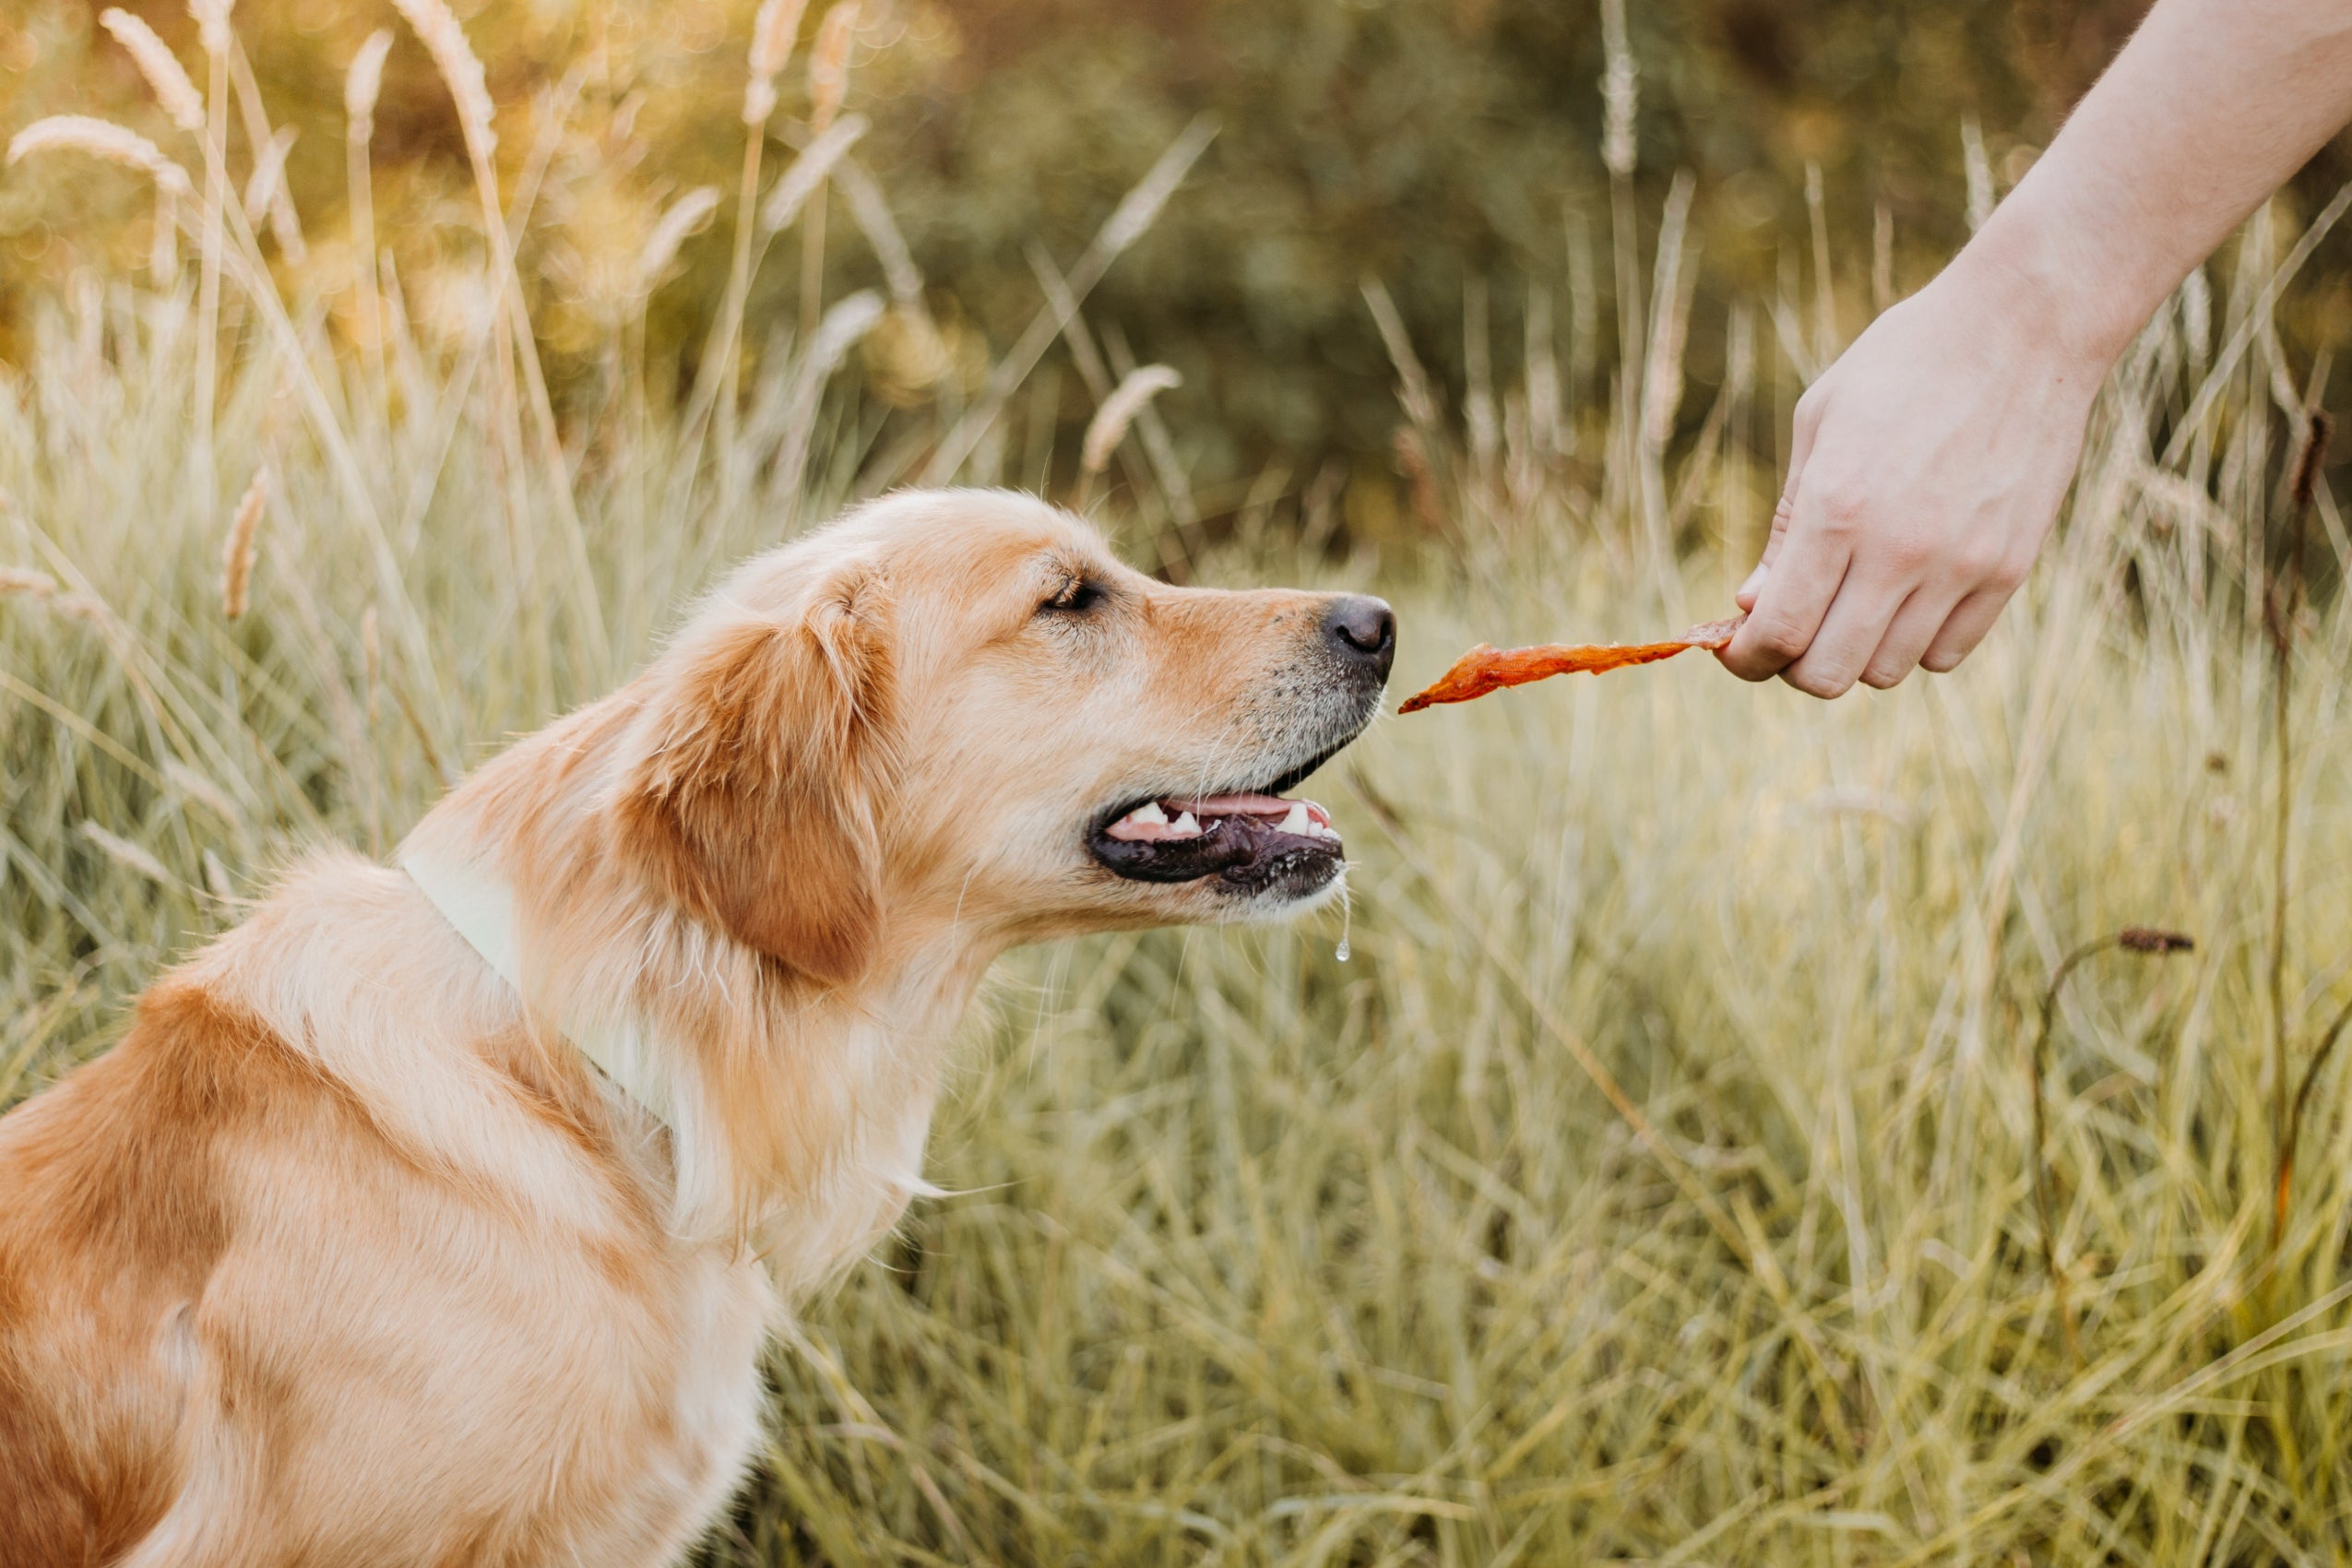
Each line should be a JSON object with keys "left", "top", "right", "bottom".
{"left": 1039, "top": 577, "right": 1103, "bottom": 615}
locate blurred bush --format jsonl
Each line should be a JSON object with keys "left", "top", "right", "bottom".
{"left": 4, "top": 0, "right": 2347, "bottom": 513}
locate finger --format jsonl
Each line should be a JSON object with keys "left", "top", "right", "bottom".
{"left": 1719, "top": 508, "right": 1853, "bottom": 682}
{"left": 1919, "top": 583, "right": 2016, "bottom": 672}
{"left": 1859, "top": 584, "right": 1966, "bottom": 689}
{"left": 1738, "top": 493, "right": 1796, "bottom": 610}
{"left": 1777, "top": 574, "right": 1910, "bottom": 699}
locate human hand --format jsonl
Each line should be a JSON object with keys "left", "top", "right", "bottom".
{"left": 1716, "top": 255, "right": 2108, "bottom": 696}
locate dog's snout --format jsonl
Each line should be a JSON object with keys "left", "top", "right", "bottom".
{"left": 1322, "top": 595, "right": 1396, "bottom": 681}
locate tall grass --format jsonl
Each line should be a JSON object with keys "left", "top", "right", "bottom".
{"left": 6, "top": 9, "right": 2352, "bottom": 1563}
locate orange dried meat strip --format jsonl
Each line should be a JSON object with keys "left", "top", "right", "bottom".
{"left": 1398, "top": 614, "right": 1745, "bottom": 713}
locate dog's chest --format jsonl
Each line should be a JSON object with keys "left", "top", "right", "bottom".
{"left": 612, "top": 1246, "right": 775, "bottom": 1545}
{"left": 761, "top": 1057, "right": 944, "bottom": 1299}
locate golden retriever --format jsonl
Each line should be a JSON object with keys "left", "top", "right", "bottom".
{"left": 0, "top": 489, "right": 1393, "bottom": 1566}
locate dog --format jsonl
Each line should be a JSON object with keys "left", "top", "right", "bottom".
{"left": 0, "top": 489, "right": 1392, "bottom": 1566}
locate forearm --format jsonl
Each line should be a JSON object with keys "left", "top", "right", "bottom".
{"left": 1954, "top": 0, "right": 2352, "bottom": 370}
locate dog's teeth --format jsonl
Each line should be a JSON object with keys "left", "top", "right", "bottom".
{"left": 1128, "top": 802, "right": 1169, "bottom": 827}
{"left": 1169, "top": 811, "right": 1201, "bottom": 838}
{"left": 1277, "top": 802, "right": 1313, "bottom": 836}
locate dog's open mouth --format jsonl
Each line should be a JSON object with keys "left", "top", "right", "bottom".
{"left": 1088, "top": 787, "right": 1344, "bottom": 893}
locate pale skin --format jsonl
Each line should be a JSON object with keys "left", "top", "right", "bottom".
{"left": 1719, "top": 0, "right": 2352, "bottom": 697}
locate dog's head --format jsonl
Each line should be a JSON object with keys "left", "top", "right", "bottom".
{"left": 616, "top": 490, "right": 1391, "bottom": 982}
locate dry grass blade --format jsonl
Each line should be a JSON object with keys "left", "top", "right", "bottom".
{"left": 242, "top": 125, "right": 297, "bottom": 227}
{"left": 1361, "top": 279, "right": 1440, "bottom": 434}
{"left": 1961, "top": 117, "right": 1994, "bottom": 231}
{"left": 835, "top": 160, "right": 924, "bottom": 310}
{"left": 2027, "top": 930, "right": 2193, "bottom": 1363}
{"left": 921, "top": 114, "right": 1217, "bottom": 485}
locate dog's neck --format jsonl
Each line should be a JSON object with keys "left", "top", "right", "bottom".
{"left": 400, "top": 837, "right": 678, "bottom": 1125}
{"left": 398, "top": 700, "right": 1003, "bottom": 1262}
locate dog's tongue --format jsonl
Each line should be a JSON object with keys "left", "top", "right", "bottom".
{"left": 1164, "top": 792, "right": 1290, "bottom": 817}
{"left": 1102, "top": 793, "right": 1338, "bottom": 843}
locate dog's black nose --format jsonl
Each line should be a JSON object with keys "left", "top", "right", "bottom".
{"left": 1322, "top": 595, "right": 1396, "bottom": 680}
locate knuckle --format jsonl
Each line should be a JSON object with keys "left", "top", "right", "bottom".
{"left": 1951, "top": 537, "right": 2003, "bottom": 583}
{"left": 1861, "top": 660, "right": 1911, "bottom": 690}
{"left": 1810, "top": 483, "right": 1869, "bottom": 533}
{"left": 1880, "top": 529, "right": 1935, "bottom": 575}
{"left": 1986, "top": 556, "right": 2031, "bottom": 594}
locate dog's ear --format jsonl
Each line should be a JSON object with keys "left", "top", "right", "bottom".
{"left": 618, "top": 566, "right": 896, "bottom": 987}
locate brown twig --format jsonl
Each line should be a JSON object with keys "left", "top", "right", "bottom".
{"left": 2029, "top": 927, "right": 2194, "bottom": 1363}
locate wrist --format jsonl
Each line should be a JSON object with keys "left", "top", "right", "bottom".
{"left": 1940, "top": 190, "right": 2162, "bottom": 380}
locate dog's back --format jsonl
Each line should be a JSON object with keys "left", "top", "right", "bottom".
{"left": 0, "top": 982, "right": 279, "bottom": 1564}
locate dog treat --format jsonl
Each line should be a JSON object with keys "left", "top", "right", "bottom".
{"left": 1398, "top": 613, "right": 1746, "bottom": 713}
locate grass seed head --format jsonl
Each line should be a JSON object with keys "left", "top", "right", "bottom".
{"left": 1083, "top": 366, "right": 1182, "bottom": 476}
{"left": 1598, "top": 0, "right": 1636, "bottom": 178}
{"left": 2292, "top": 411, "right": 2334, "bottom": 512}
{"left": 162, "top": 759, "right": 240, "bottom": 825}
{"left": 346, "top": 30, "right": 395, "bottom": 137}
{"left": 807, "top": 290, "right": 885, "bottom": 377}
{"left": 745, "top": 0, "right": 811, "bottom": 125}
{"left": 187, "top": 0, "right": 234, "bottom": 57}
{"left": 760, "top": 114, "right": 865, "bottom": 233}
{"left": 2119, "top": 927, "right": 2195, "bottom": 955}
{"left": 78, "top": 821, "right": 172, "bottom": 886}
{"left": 100, "top": 10, "right": 205, "bottom": 134}
{"left": 220, "top": 463, "right": 269, "bottom": 621}
{"left": 0, "top": 566, "right": 60, "bottom": 599}
{"left": 637, "top": 186, "right": 721, "bottom": 291}
{"left": 6, "top": 116, "right": 194, "bottom": 197}
{"left": 809, "top": 2, "right": 858, "bottom": 133}
{"left": 390, "top": 0, "right": 497, "bottom": 157}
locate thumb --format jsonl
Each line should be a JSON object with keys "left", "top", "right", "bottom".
{"left": 1739, "top": 493, "right": 1797, "bottom": 610}
{"left": 1739, "top": 412, "right": 1816, "bottom": 610}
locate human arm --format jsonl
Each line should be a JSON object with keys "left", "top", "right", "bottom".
{"left": 1718, "top": 0, "right": 2352, "bottom": 695}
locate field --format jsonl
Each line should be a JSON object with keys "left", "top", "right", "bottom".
{"left": 8, "top": 5, "right": 2352, "bottom": 1563}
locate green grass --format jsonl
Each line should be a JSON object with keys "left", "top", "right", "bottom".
{"left": 9, "top": 42, "right": 2352, "bottom": 1565}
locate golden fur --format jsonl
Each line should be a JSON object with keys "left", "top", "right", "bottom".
{"left": 0, "top": 490, "right": 1387, "bottom": 1566}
